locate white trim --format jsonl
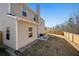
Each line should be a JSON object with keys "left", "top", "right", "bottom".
{"left": 17, "top": 17, "right": 38, "bottom": 25}
{"left": 7, "top": 15, "right": 17, "bottom": 19}
{"left": 15, "top": 20, "right": 18, "bottom": 50}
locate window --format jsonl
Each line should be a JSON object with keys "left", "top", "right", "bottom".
{"left": 29, "top": 27, "right": 33, "bottom": 38}
{"left": 22, "top": 11, "right": 26, "bottom": 16}
{"left": 29, "top": 27, "right": 32, "bottom": 32}
{"left": 34, "top": 17, "right": 36, "bottom": 21}
{"left": 6, "top": 27, "right": 10, "bottom": 40}
{"left": 34, "top": 15, "right": 37, "bottom": 21}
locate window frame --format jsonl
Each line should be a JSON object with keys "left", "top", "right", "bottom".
{"left": 22, "top": 11, "right": 27, "bottom": 16}
{"left": 29, "top": 27, "right": 32, "bottom": 32}
{"left": 28, "top": 27, "right": 33, "bottom": 38}
{"left": 6, "top": 27, "right": 10, "bottom": 40}
{"left": 34, "top": 17, "right": 36, "bottom": 21}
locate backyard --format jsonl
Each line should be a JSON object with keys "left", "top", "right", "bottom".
{"left": 23, "top": 35, "right": 79, "bottom": 56}
{"left": 0, "top": 35, "right": 79, "bottom": 56}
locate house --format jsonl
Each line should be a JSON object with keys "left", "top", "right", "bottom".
{"left": 0, "top": 3, "right": 45, "bottom": 50}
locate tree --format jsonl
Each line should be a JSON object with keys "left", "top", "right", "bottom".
{"left": 66, "top": 17, "right": 75, "bottom": 33}
{"left": 74, "top": 14, "right": 79, "bottom": 34}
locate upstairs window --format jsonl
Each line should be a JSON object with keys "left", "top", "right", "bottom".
{"left": 6, "top": 27, "right": 10, "bottom": 40}
{"left": 22, "top": 8, "right": 27, "bottom": 16}
{"left": 34, "top": 15, "right": 37, "bottom": 21}
{"left": 34, "top": 17, "right": 36, "bottom": 21}
{"left": 22, "top": 11, "right": 27, "bottom": 16}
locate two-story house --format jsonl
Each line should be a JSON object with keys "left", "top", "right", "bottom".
{"left": 0, "top": 3, "right": 45, "bottom": 50}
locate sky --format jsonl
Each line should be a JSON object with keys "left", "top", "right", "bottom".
{"left": 27, "top": 3, "right": 79, "bottom": 27}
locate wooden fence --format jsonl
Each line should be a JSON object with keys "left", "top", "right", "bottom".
{"left": 45, "top": 29, "right": 64, "bottom": 35}
{"left": 0, "top": 31, "right": 2, "bottom": 44}
{"left": 64, "top": 32, "right": 79, "bottom": 46}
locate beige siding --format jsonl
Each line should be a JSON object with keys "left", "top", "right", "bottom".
{"left": 10, "top": 3, "right": 45, "bottom": 35}
{"left": 10, "top": 3, "right": 23, "bottom": 17}
{"left": 38, "top": 18, "right": 45, "bottom": 35}
{"left": 10, "top": 3, "right": 35, "bottom": 21}
{"left": 17, "top": 20, "right": 37, "bottom": 49}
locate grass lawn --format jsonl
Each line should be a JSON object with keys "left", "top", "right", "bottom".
{"left": 23, "top": 35, "right": 79, "bottom": 56}
{"left": 0, "top": 45, "right": 10, "bottom": 56}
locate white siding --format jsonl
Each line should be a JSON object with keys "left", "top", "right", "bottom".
{"left": 0, "top": 3, "right": 9, "bottom": 31}
{"left": 0, "top": 3, "right": 9, "bottom": 14}
{"left": 0, "top": 13, "right": 17, "bottom": 50}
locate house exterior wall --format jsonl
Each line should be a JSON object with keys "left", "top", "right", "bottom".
{"left": 0, "top": 3, "right": 45, "bottom": 50}
{"left": 17, "top": 20, "right": 37, "bottom": 49}
{"left": 10, "top": 3, "right": 45, "bottom": 34}
{"left": 38, "top": 18, "right": 45, "bottom": 35}
{"left": 0, "top": 13, "right": 17, "bottom": 50}
{"left": 10, "top": 3, "right": 36, "bottom": 22}
{"left": 0, "top": 3, "right": 10, "bottom": 14}
{"left": 0, "top": 3, "right": 9, "bottom": 31}
{"left": 0, "top": 3, "right": 17, "bottom": 50}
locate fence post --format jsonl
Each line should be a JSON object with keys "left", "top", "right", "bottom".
{"left": 72, "top": 34, "right": 74, "bottom": 42}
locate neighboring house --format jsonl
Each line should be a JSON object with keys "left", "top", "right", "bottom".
{"left": 0, "top": 3, "right": 45, "bottom": 50}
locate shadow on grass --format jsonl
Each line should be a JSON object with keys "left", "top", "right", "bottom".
{"left": 23, "top": 35, "right": 79, "bottom": 56}
{"left": 0, "top": 45, "right": 10, "bottom": 56}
